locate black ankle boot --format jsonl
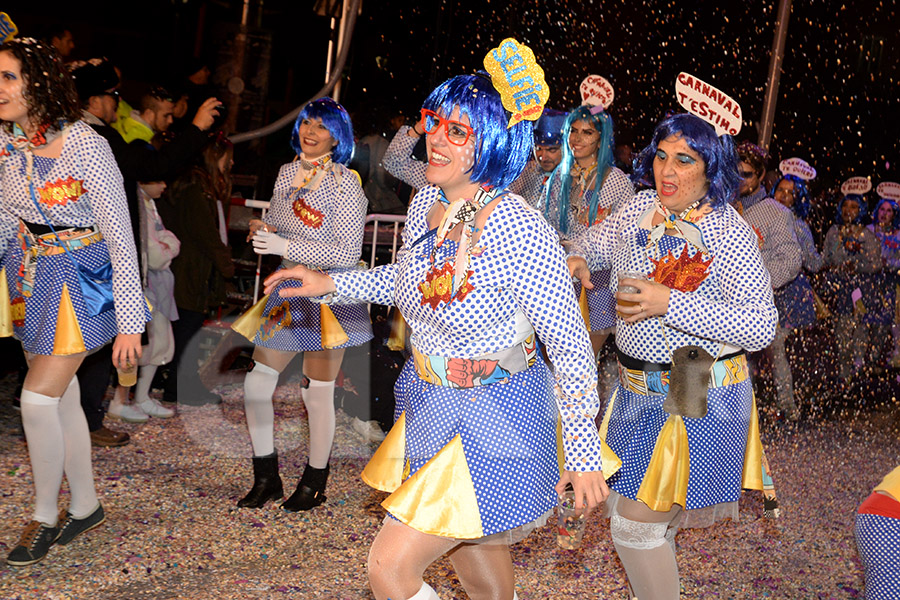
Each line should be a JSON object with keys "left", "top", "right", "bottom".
{"left": 237, "top": 452, "right": 284, "bottom": 508}
{"left": 281, "top": 463, "right": 329, "bottom": 512}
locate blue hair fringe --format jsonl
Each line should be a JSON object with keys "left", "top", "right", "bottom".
{"left": 291, "top": 97, "right": 355, "bottom": 165}
{"left": 631, "top": 113, "right": 740, "bottom": 209}
{"left": 543, "top": 106, "right": 615, "bottom": 234}
{"left": 422, "top": 73, "right": 533, "bottom": 190}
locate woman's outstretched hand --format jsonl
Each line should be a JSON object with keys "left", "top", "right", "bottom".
{"left": 263, "top": 264, "right": 337, "bottom": 298}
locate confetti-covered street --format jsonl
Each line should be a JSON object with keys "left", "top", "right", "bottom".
{"left": 0, "top": 366, "right": 896, "bottom": 599}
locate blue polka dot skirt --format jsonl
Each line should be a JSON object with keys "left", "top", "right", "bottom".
{"left": 774, "top": 273, "right": 817, "bottom": 329}
{"left": 604, "top": 379, "right": 753, "bottom": 512}
{"left": 855, "top": 510, "right": 900, "bottom": 599}
{"left": 2, "top": 238, "right": 151, "bottom": 355}
{"left": 389, "top": 352, "right": 560, "bottom": 538}
{"left": 242, "top": 268, "right": 373, "bottom": 352}
{"left": 575, "top": 269, "right": 616, "bottom": 332}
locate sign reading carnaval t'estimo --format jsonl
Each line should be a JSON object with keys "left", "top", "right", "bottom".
{"left": 484, "top": 38, "right": 549, "bottom": 128}
{"left": 675, "top": 72, "right": 742, "bottom": 136}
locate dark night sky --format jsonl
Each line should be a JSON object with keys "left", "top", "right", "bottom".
{"left": 8, "top": 1, "right": 899, "bottom": 199}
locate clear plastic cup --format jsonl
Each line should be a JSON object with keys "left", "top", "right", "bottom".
{"left": 556, "top": 488, "right": 587, "bottom": 550}
{"left": 616, "top": 271, "right": 648, "bottom": 319}
{"left": 117, "top": 362, "right": 137, "bottom": 387}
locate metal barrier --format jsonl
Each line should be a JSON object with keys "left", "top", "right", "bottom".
{"left": 240, "top": 199, "right": 406, "bottom": 301}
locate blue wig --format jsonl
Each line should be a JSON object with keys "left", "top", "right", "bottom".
{"left": 421, "top": 73, "right": 533, "bottom": 190}
{"left": 873, "top": 197, "right": 900, "bottom": 230}
{"left": 632, "top": 113, "right": 740, "bottom": 209}
{"left": 543, "top": 106, "right": 615, "bottom": 233}
{"left": 291, "top": 97, "right": 355, "bottom": 165}
{"left": 835, "top": 194, "right": 868, "bottom": 225}
{"left": 772, "top": 174, "right": 811, "bottom": 219}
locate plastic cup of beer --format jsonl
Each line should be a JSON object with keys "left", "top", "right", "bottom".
{"left": 616, "top": 271, "right": 648, "bottom": 319}
{"left": 556, "top": 487, "right": 587, "bottom": 550}
{"left": 117, "top": 362, "right": 137, "bottom": 387}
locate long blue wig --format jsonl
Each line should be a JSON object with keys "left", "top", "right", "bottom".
{"left": 291, "top": 97, "right": 355, "bottom": 165}
{"left": 772, "top": 174, "right": 811, "bottom": 219}
{"left": 632, "top": 113, "right": 740, "bottom": 209}
{"left": 836, "top": 194, "right": 868, "bottom": 225}
{"left": 872, "top": 197, "right": 900, "bottom": 230}
{"left": 542, "top": 106, "right": 615, "bottom": 234}
{"left": 421, "top": 73, "right": 533, "bottom": 190}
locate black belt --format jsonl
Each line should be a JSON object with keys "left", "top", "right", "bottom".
{"left": 615, "top": 347, "right": 745, "bottom": 372}
{"left": 23, "top": 220, "right": 54, "bottom": 235}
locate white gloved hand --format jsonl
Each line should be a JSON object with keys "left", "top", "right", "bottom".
{"left": 252, "top": 230, "right": 290, "bottom": 256}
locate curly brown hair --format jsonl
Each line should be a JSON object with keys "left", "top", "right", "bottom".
{"left": 0, "top": 37, "right": 81, "bottom": 132}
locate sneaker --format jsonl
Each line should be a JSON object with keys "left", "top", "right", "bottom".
{"left": 90, "top": 426, "right": 131, "bottom": 447}
{"left": 56, "top": 504, "right": 105, "bottom": 546}
{"left": 108, "top": 399, "right": 149, "bottom": 423}
{"left": 6, "top": 521, "right": 59, "bottom": 566}
{"left": 351, "top": 417, "right": 387, "bottom": 443}
{"left": 137, "top": 397, "right": 175, "bottom": 418}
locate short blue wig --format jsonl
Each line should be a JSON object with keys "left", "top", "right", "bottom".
{"left": 773, "top": 174, "right": 811, "bottom": 219}
{"left": 543, "top": 106, "right": 615, "bottom": 233}
{"left": 632, "top": 113, "right": 740, "bottom": 209}
{"left": 291, "top": 97, "right": 355, "bottom": 165}
{"left": 835, "top": 194, "right": 868, "bottom": 225}
{"left": 872, "top": 197, "right": 900, "bottom": 230}
{"left": 421, "top": 72, "right": 533, "bottom": 190}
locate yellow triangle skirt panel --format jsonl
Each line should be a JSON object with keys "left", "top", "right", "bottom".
{"left": 741, "top": 394, "right": 765, "bottom": 491}
{"left": 361, "top": 411, "right": 407, "bottom": 492}
{"left": 578, "top": 285, "right": 590, "bottom": 329}
{"left": 319, "top": 303, "right": 349, "bottom": 349}
{"left": 231, "top": 294, "right": 270, "bottom": 341}
{"left": 637, "top": 414, "right": 690, "bottom": 512}
{"left": 53, "top": 283, "right": 87, "bottom": 355}
{"left": 0, "top": 267, "right": 12, "bottom": 338}
{"left": 597, "top": 388, "right": 623, "bottom": 478}
{"left": 380, "top": 433, "right": 484, "bottom": 539}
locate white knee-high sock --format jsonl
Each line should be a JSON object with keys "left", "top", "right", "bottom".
{"left": 303, "top": 377, "right": 335, "bottom": 469}
{"left": 58, "top": 377, "right": 98, "bottom": 518}
{"left": 611, "top": 515, "right": 680, "bottom": 600}
{"left": 408, "top": 582, "right": 440, "bottom": 600}
{"left": 20, "top": 389, "right": 64, "bottom": 525}
{"left": 243, "top": 362, "right": 279, "bottom": 456}
{"left": 134, "top": 364, "right": 158, "bottom": 404}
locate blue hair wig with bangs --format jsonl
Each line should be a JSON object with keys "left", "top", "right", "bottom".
{"left": 873, "top": 197, "right": 900, "bottom": 230}
{"left": 772, "top": 174, "right": 811, "bottom": 219}
{"left": 836, "top": 194, "right": 868, "bottom": 225}
{"left": 421, "top": 73, "right": 533, "bottom": 190}
{"left": 291, "top": 97, "right": 355, "bottom": 165}
{"left": 543, "top": 105, "right": 615, "bottom": 233}
{"left": 632, "top": 113, "right": 740, "bottom": 209}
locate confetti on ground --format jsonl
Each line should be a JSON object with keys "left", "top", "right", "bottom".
{"left": 0, "top": 366, "right": 896, "bottom": 599}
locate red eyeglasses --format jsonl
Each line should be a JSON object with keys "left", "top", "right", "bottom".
{"left": 420, "top": 109, "right": 474, "bottom": 146}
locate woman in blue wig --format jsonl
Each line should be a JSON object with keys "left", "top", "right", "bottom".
{"left": 823, "top": 193, "right": 883, "bottom": 382}
{"left": 867, "top": 194, "right": 900, "bottom": 366}
{"left": 544, "top": 105, "right": 634, "bottom": 359}
{"left": 773, "top": 173, "right": 824, "bottom": 274}
{"left": 569, "top": 112, "right": 777, "bottom": 599}
{"left": 232, "top": 97, "right": 372, "bottom": 512}
{"left": 263, "top": 69, "right": 609, "bottom": 600}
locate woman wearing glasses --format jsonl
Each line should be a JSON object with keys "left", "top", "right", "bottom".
{"left": 263, "top": 72, "right": 609, "bottom": 600}
{"left": 233, "top": 97, "right": 371, "bottom": 512}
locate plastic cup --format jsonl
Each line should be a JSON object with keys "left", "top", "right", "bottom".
{"left": 117, "top": 362, "right": 137, "bottom": 387}
{"left": 556, "top": 488, "right": 587, "bottom": 550}
{"left": 616, "top": 271, "right": 648, "bottom": 319}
